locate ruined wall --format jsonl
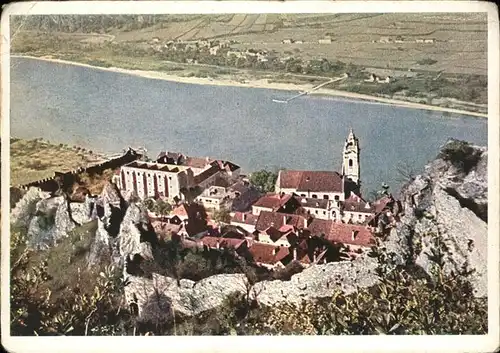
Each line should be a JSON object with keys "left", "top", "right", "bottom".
{"left": 17, "top": 149, "right": 142, "bottom": 193}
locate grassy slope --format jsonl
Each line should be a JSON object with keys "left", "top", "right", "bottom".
{"left": 26, "top": 220, "right": 102, "bottom": 303}
{"left": 10, "top": 138, "right": 106, "bottom": 186}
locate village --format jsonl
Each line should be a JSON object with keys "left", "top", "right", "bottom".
{"left": 109, "top": 129, "right": 402, "bottom": 271}
{"left": 146, "top": 37, "right": 397, "bottom": 84}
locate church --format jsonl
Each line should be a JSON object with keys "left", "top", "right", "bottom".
{"left": 275, "top": 128, "right": 362, "bottom": 202}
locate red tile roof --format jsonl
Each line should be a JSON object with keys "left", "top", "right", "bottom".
{"left": 262, "top": 226, "right": 283, "bottom": 242}
{"left": 248, "top": 243, "right": 290, "bottom": 265}
{"left": 278, "top": 170, "right": 343, "bottom": 193}
{"left": 327, "top": 223, "right": 375, "bottom": 248}
{"left": 231, "top": 212, "right": 259, "bottom": 226}
{"left": 342, "top": 200, "right": 374, "bottom": 214}
{"left": 255, "top": 211, "right": 308, "bottom": 232}
{"left": 295, "top": 196, "right": 329, "bottom": 209}
{"left": 253, "top": 193, "right": 293, "bottom": 211}
{"left": 172, "top": 204, "right": 189, "bottom": 217}
{"left": 307, "top": 219, "right": 375, "bottom": 248}
{"left": 373, "top": 195, "right": 395, "bottom": 214}
{"left": 307, "top": 218, "right": 332, "bottom": 237}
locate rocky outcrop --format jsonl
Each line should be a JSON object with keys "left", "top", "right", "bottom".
{"left": 124, "top": 273, "right": 248, "bottom": 321}
{"left": 87, "top": 183, "right": 128, "bottom": 267}
{"left": 10, "top": 187, "right": 51, "bottom": 228}
{"left": 393, "top": 140, "right": 488, "bottom": 297}
{"left": 252, "top": 254, "right": 379, "bottom": 305}
{"left": 21, "top": 192, "right": 95, "bottom": 250}
{"left": 118, "top": 203, "right": 155, "bottom": 261}
{"left": 124, "top": 254, "right": 380, "bottom": 322}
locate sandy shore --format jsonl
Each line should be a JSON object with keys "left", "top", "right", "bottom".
{"left": 12, "top": 55, "right": 487, "bottom": 119}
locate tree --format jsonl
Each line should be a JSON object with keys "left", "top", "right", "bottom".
{"left": 249, "top": 169, "right": 279, "bottom": 193}
{"left": 153, "top": 199, "right": 172, "bottom": 216}
{"left": 143, "top": 198, "right": 155, "bottom": 211}
{"left": 213, "top": 207, "right": 231, "bottom": 224}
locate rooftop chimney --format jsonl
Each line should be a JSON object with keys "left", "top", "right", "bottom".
{"left": 351, "top": 230, "right": 357, "bottom": 241}
{"left": 242, "top": 213, "right": 246, "bottom": 222}
{"left": 304, "top": 217, "right": 308, "bottom": 228}
{"left": 216, "top": 240, "right": 220, "bottom": 249}
{"left": 293, "top": 247, "right": 297, "bottom": 261}
{"left": 283, "top": 215, "right": 287, "bottom": 225}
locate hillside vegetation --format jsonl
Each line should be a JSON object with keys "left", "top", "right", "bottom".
{"left": 10, "top": 14, "right": 488, "bottom": 114}
{"left": 9, "top": 138, "right": 105, "bottom": 186}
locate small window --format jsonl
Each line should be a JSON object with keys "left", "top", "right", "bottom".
{"left": 301, "top": 194, "right": 306, "bottom": 197}
{"left": 349, "top": 159, "right": 353, "bottom": 167}
{"left": 323, "top": 195, "right": 329, "bottom": 200}
{"left": 312, "top": 194, "right": 318, "bottom": 199}
{"left": 315, "top": 210, "right": 318, "bottom": 214}
{"left": 323, "top": 211, "right": 326, "bottom": 215}
{"left": 334, "top": 195, "right": 340, "bottom": 201}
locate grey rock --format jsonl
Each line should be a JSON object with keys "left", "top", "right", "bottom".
{"left": 124, "top": 273, "right": 248, "bottom": 320}
{"left": 124, "top": 254, "right": 381, "bottom": 321}
{"left": 10, "top": 187, "right": 51, "bottom": 227}
{"left": 252, "top": 255, "right": 379, "bottom": 305}
{"left": 26, "top": 196, "right": 68, "bottom": 250}
{"left": 117, "top": 203, "right": 153, "bottom": 260}
{"left": 396, "top": 141, "right": 488, "bottom": 297}
{"left": 69, "top": 197, "right": 95, "bottom": 225}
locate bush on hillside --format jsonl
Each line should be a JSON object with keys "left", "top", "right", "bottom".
{"left": 439, "top": 140, "right": 482, "bottom": 174}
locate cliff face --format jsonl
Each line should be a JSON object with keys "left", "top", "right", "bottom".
{"left": 393, "top": 140, "right": 488, "bottom": 297}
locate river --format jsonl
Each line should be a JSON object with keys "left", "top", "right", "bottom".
{"left": 10, "top": 57, "right": 488, "bottom": 196}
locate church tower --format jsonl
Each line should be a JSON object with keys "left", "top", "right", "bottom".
{"left": 342, "top": 128, "right": 360, "bottom": 185}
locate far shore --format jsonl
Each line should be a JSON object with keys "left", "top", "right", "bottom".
{"left": 12, "top": 55, "right": 488, "bottom": 119}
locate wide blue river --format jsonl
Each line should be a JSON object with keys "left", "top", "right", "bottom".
{"left": 10, "top": 57, "right": 487, "bottom": 196}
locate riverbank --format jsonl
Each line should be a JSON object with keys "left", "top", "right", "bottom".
{"left": 12, "top": 55, "right": 487, "bottom": 119}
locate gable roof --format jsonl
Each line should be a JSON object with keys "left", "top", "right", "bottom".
{"left": 342, "top": 200, "right": 374, "bottom": 214}
{"left": 248, "top": 243, "right": 290, "bottom": 265}
{"left": 307, "top": 218, "right": 332, "bottom": 237}
{"left": 307, "top": 219, "right": 375, "bottom": 248}
{"left": 327, "top": 223, "right": 375, "bottom": 248}
{"left": 261, "top": 226, "right": 283, "bottom": 242}
{"left": 231, "top": 212, "right": 259, "bottom": 226}
{"left": 255, "top": 211, "right": 308, "bottom": 232}
{"left": 253, "top": 193, "right": 293, "bottom": 211}
{"left": 278, "top": 170, "right": 343, "bottom": 193}
{"left": 295, "top": 196, "right": 329, "bottom": 209}
{"left": 172, "top": 204, "right": 189, "bottom": 217}
{"left": 373, "top": 195, "right": 395, "bottom": 214}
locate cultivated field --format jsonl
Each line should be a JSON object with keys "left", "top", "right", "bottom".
{"left": 110, "top": 13, "right": 487, "bottom": 75}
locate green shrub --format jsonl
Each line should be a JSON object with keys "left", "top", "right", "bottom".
{"left": 439, "top": 140, "right": 482, "bottom": 174}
